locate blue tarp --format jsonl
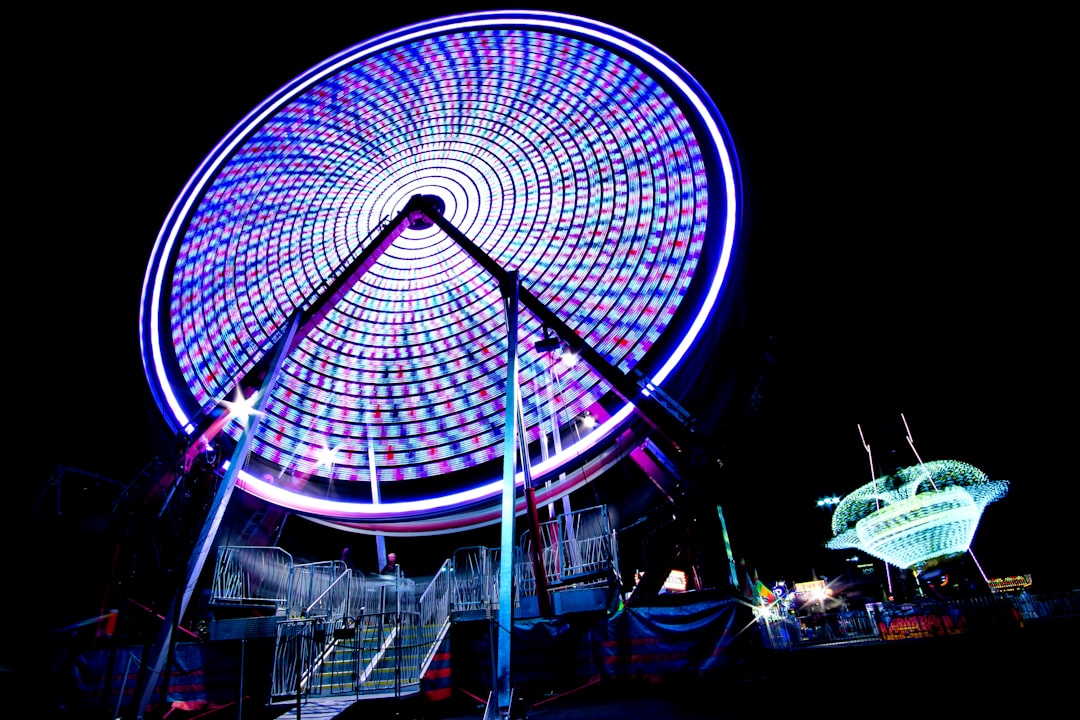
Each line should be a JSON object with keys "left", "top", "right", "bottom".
{"left": 62, "top": 639, "right": 275, "bottom": 716}
{"left": 451, "top": 594, "right": 750, "bottom": 694}
{"left": 600, "top": 597, "right": 746, "bottom": 680}
{"left": 62, "top": 595, "right": 749, "bottom": 714}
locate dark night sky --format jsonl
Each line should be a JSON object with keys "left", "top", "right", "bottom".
{"left": 18, "top": 5, "right": 1075, "bottom": 592}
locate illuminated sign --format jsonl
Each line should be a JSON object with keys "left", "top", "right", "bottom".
{"left": 794, "top": 580, "right": 825, "bottom": 594}
{"left": 987, "top": 574, "right": 1032, "bottom": 592}
{"left": 663, "top": 569, "right": 688, "bottom": 593}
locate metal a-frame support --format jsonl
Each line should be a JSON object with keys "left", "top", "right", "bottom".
{"left": 135, "top": 193, "right": 695, "bottom": 717}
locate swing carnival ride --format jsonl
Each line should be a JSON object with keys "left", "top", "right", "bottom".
{"left": 825, "top": 419, "right": 1010, "bottom": 591}
{"left": 138, "top": 10, "right": 745, "bottom": 540}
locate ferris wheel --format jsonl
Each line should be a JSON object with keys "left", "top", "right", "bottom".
{"left": 139, "top": 10, "right": 743, "bottom": 536}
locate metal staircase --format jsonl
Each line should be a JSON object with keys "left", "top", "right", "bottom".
{"left": 207, "top": 505, "right": 617, "bottom": 719}
{"left": 269, "top": 615, "right": 417, "bottom": 719}
{"left": 209, "top": 547, "right": 452, "bottom": 719}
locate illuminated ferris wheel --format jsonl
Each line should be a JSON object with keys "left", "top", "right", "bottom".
{"left": 139, "top": 10, "right": 743, "bottom": 536}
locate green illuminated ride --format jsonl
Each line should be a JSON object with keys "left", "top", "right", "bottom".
{"left": 826, "top": 459, "right": 1008, "bottom": 570}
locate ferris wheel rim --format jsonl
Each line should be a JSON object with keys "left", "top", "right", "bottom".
{"left": 139, "top": 10, "right": 743, "bottom": 533}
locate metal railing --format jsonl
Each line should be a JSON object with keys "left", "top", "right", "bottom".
{"left": 757, "top": 588, "right": 1080, "bottom": 650}
{"left": 265, "top": 561, "right": 441, "bottom": 705}
{"left": 300, "top": 565, "right": 366, "bottom": 622}
{"left": 217, "top": 509, "right": 621, "bottom": 707}
{"left": 271, "top": 617, "right": 323, "bottom": 702}
{"left": 269, "top": 588, "right": 429, "bottom": 702}
{"left": 288, "top": 560, "right": 346, "bottom": 618}
{"left": 517, "top": 505, "right": 618, "bottom": 597}
{"left": 1010, "top": 588, "right": 1080, "bottom": 619}
{"left": 211, "top": 545, "right": 293, "bottom": 612}
{"left": 418, "top": 559, "right": 453, "bottom": 668}
{"left": 451, "top": 546, "right": 503, "bottom": 616}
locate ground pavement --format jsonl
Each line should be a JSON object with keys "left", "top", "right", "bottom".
{"left": 326, "top": 614, "right": 1076, "bottom": 719}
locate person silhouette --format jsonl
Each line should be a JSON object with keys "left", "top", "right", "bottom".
{"left": 341, "top": 545, "right": 357, "bottom": 570}
{"left": 381, "top": 552, "right": 399, "bottom": 575}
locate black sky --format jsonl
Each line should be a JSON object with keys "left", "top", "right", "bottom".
{"left": 19, "top": 5, "right": 1075, "bottom": 591}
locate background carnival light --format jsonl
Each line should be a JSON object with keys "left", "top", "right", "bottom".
{"left": 826, "top": 460, "right": 1009, "bottom": 569}
{"left": 139, "top": 11, "right": 742, "bottom": 533}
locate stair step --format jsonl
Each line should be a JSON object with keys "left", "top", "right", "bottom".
{"left": 273, "top": 682, "right": 424, "bottom": 720}
{"left": 272, "top": 696, "right": 358, "bottom": 720}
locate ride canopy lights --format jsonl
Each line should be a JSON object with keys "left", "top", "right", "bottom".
{"left": 825, "top": 460, "right": 1008, "bottom": 570}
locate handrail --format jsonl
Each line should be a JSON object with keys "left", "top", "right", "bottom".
{"left": 288, "top": 560, "right": 345, "bottom": 618}
{"left": 305, "top": 570, "right": 346, "bottom": 618}
{"left": 418, "top": 559, "right": 453, "bottom": 670}
{"left": 269, "top": 563, "right": 452, "bottom": 705}
{"left": 304, "top": 566, "right": 365, "bottom": 621}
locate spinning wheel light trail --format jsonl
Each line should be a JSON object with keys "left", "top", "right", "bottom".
{"left": 140, "top": 10, "right": 743, "bottom": 535}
